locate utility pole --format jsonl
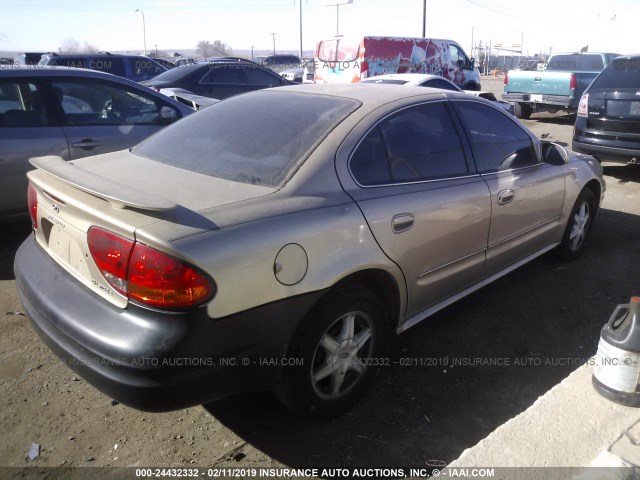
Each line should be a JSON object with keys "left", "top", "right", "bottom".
{"left": 135, "top": 9, "right": 147, "bottom": 56}
{"left": 422, "top": 0, "right": 426, "bottom": 37}
{"left": 271, "top": 33, "right": 277, "bottom": 55}
{"left": 295, "top": 0, "right": 303, "bottom": 59}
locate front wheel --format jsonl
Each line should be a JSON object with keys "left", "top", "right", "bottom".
{"left": 277, "top": 287, "right": 390, "bottom": 418}
{"left": 558, "top": 188, "right": 596, "bottom": 260}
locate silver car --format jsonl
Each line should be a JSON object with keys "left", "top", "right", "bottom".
{"left": 0, "top": 67, "right": 193, "bottom": 218}
{"left": 15, "top": 84, "right": 604, "bottom": 418}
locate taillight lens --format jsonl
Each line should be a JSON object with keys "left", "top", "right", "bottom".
{"left": 88, "top": 227, "right": 214, "bottom": 309}
{"left": 27, "top": 183, "right": 38, "bottom": 230}
{"left": 88, "top": 228, "right": 133, "bottom": 295}
{"left": 570, "top": 73, "right": 577, "bottom": 91}
{"left": 504, "top": 71, "right": 508, "bottom": 87}
{"left": 577, "top": 93, "right": 589, "bottom": 117}
{"left": 128, "top": 243, "right": 214, "bottom": 308}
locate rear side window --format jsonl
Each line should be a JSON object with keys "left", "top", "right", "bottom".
{"left": 453, "top": 101, "right": 537, "bottom": 173}
{"left": 133, "top": 91, "right": 360, "bottom": 188}
{"left": 547, "top": 54, "right": 605, "bottom": 72}
{"left": 350, "top": 102, "right": 468, "bottom": 185}
{"left": 0, "top": 80, "right": 48, "bottom": 127}
{"left": 591, "top": 58, "right": 640, "bottom": 90}
{"left": 200, "top": 66, "right": 244, "bottom": 84}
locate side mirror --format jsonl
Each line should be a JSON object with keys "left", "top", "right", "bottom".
{"left": 542, "top": 141, "right": 567, "bottom": 165}
{"left": 160, "top": 106, "right": 178, "bottom": 123}
{"left": 469, "top": 58, "right": 475, "bottom": 70}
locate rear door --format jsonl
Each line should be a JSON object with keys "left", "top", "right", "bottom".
{"left": 451, "top": 100, "right": 565, "bottom": 275}
{"left": 0, "top": 77, "right": 68, "bottom": 214}
{"left": 340, "top": 100, "right": 491, "bottom": 318}
{"left": 50, "top": 77, "right": 176, "bottom": 159}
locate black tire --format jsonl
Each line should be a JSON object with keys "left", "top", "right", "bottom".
{"left": 514, "top": 102, "right": 533, "bottom": 119}
{"left": 276, "top": 286, "right": 390, "bottom": 419}
{"left": 558, "top": 188, "right": 596, "bottom": 260}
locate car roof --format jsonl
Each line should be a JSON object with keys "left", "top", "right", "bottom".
{"left": 364, "top": 73, "right": 443, "bottom": 82}
{"left": 271, "top": 83, "right": 470, "bottom": 107}
{"left": 0, "top": 65, "right": 128, "bottom": 78}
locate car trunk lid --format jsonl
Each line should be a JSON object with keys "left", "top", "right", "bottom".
{"left": 27, "top": 153, "right": 276, "bottom": 308}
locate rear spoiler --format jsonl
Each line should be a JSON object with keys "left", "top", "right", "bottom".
{"left": 29, "top": 156, "right": 177, "bottom": 211}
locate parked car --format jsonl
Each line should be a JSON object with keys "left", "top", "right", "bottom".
{"left": 174, "top": 58, "right": 196, "bottom": 67}
{"left": 573, "top": 55, "right": 640, "bottom": 164}
{"left": 15, "top": 84, "right": 604, "bottom": 418}
{"left": 361, "top": 73, "right": 514, "bottom": 114}
{"left": 14, "top": 52, "right": 47, "bottom": 66}
{"left": 261, "top": 54, "right": 302, "bottom": 74}
{"left": 503, "top": 52, "right": 620, "bottom": 119}
{"left": 140, "top": 58, "right": 292, "bottom": 99}
{"left": 38, "top": 53, "right": 167, "bottom": 82}
{"left": 158, "top": 87, "right": 219, "bottom": 110}
{"left": 150, "top": 57, "right": 176, "bottom": 70}
{"left": 0, "top": 67, "right": 194, "bottom": 217}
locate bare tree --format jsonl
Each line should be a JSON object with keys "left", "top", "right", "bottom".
{"left": 82, "top": 41, "right": 99, "bottom": 54}
{"left": 196, "top": 40, "right": 232, "bottom": 59}
{"left": 60, "top": 38, "right": 100, "bottom": 53}
{"left": 61, "top": 38, "right": 81, "bottom": 53}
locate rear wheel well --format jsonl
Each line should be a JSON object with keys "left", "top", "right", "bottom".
{"left": 585, "top": 179, "right": 602, "bottom": 211}
{"left": 325, "top": 270, "right": 401, "bottom": 329}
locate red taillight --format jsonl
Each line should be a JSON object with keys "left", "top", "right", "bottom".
{"left": 570, "top": 73, "right": 577, "bottom": 91}
{"left": 87, "top": 227, "right": 214, "bottom": 309}
{"left": 88, "top": 228, "right": 133, "bottom": 295}
{"left": 27, "top": 183, "right": 38, "bottom": 230}
{"left": 151, "top": 86, "right": 161, "bottom": 92}
{"left": 128, "top": 244, "right": 214, "bottom": 308}
{"left": 577, "top": 93, "right": 589, "bottom": 117}
{"left": 504, "top": 71, "right": 508, "bottom": 87}
{"left": 361, "top": 60, "right": 368, "bottom": 79}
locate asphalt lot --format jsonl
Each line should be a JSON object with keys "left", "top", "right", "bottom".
{"left": 1, "top": 76, "right": 639, "bottom": 472}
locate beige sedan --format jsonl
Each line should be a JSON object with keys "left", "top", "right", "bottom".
{"left": 15, "top": 84, "right": 604, "bottom": 418}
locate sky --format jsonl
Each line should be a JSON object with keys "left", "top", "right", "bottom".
{"left": 0, "top": 0, "right": 636, "bottom": 58}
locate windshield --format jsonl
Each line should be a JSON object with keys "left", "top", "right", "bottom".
{"left": 317, "top": 39, "right": 359, "bottom": 62}
{"left": 547, "top": 54, "right": 606, "bottom": 72}
{"left": 591, "top": 57, "right": 640, "bottom": 89}
{"left": 133, "top": 90, "right": 360, "bottom": 188}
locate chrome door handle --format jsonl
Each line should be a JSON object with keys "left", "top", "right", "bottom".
{"left": 392, "top": 214, "right": 414, "bottom": 233}
{"left": 72, "top": 139, "right": 100, "bottom": 150}
{"left": 497, "top": 189, "right": 515, "bottom": 205}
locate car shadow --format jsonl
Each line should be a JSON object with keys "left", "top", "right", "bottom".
{"left": 202, "top": 207, "right": 640, "bottom": 469}
{"left": 528, "top": 114, "right": 576, "bottom": 126}
{"left": 0, "top": 219, "right": 32, "bottom": 281}
{"left": 603, "top": 164, "right": 640, "bottom": 183}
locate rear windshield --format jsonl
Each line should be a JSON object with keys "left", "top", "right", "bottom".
{"left": 547, "top": 54, "right": 606, "bottom": 72}
{"left": 591, "top": 58, "right": 640, "bottom": 89}
{"left": 149, "top": 64, "right": 204, "bottom": 81}
{"left": 133, "top": 91, "right": 360, "bottom": 188}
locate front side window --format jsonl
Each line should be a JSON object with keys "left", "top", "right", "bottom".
{"left": 0, "top": 80, "right": 48, "bottom": 127}
{"left": 453, "top": 101, "right": 538, "bottom": 173}
{"left": 449, "top": 45, "right": 467, "bottom": 68}
{"left": 51, "top": 79, "right": 164, "bottom": 125}
{"left": 350, "top": 102, "right": 468, "bottom": 186}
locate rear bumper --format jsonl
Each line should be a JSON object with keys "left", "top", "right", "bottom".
{"left": 503, "top": 93, "right": 575, "bottom": 109}
{"left": 572, "top": 140, "right": 640, "bottom": 164}
{"left": 14, "top": 236, "right": 322, "bottom": 411}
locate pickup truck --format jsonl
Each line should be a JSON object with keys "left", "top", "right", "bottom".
{"left": 503, "top": 52, "right": 620, "bottom": 119}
